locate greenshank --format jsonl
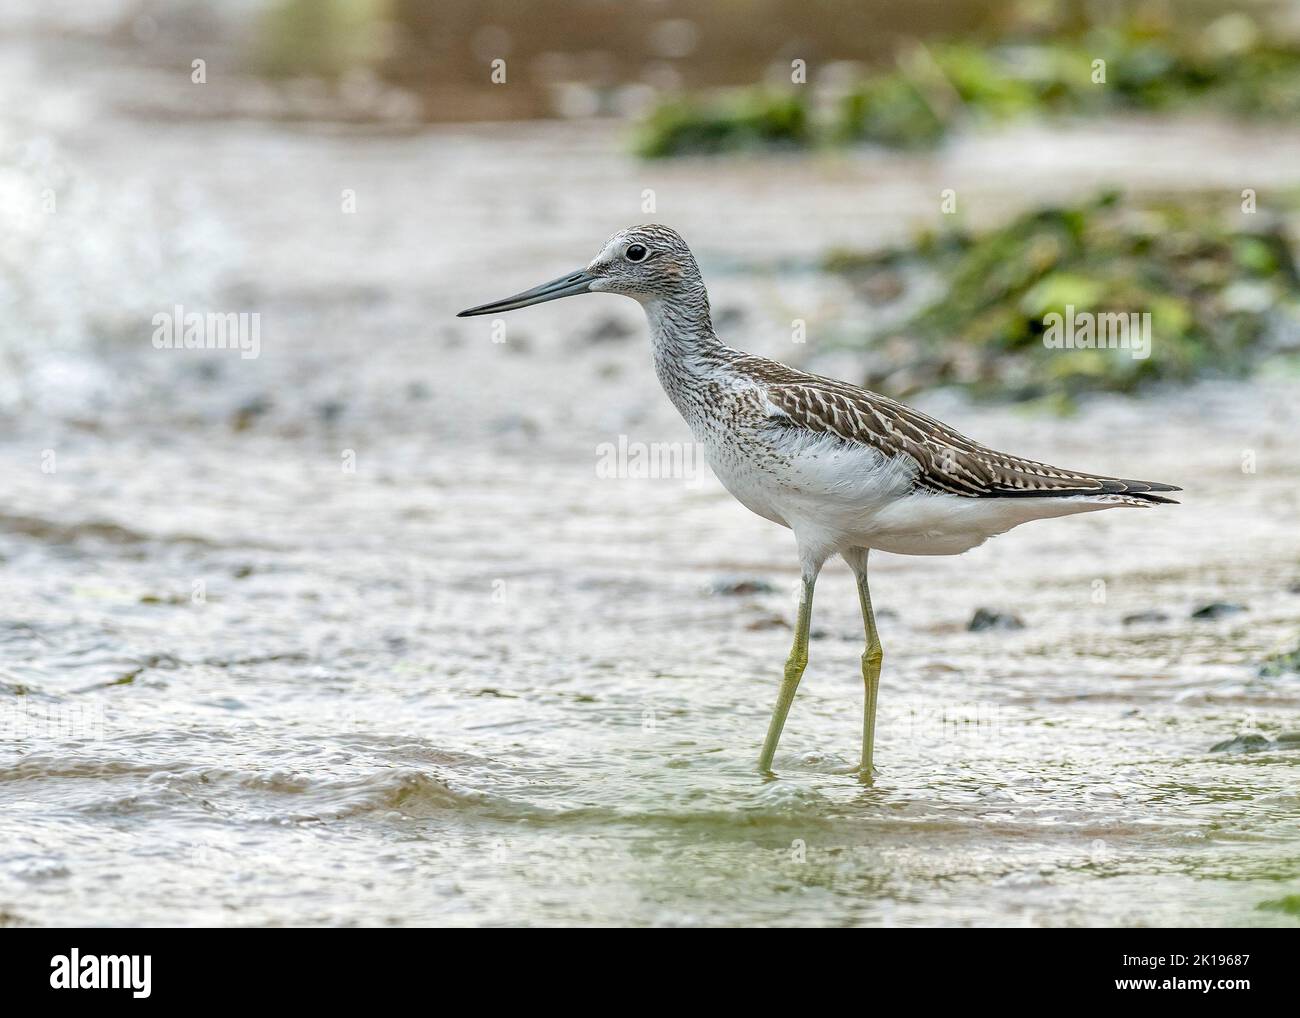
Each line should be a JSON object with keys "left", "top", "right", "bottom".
{"left": 458, "top": 225, "right": 1180, "bottom": 783}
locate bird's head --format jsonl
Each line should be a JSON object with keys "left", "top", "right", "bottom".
{"left": 457, "top": 224, "right": 702, "bottom": 317}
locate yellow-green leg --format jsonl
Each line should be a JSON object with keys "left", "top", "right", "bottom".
{"left": 846, "top": 549, "right": 882, "bottom": 784}
{"left": 758, "top": 572, "right": 816, "bottom": 774}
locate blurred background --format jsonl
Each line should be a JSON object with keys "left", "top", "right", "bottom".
{"left": 1, "top": 0, "right": 1298, "bottom": 928}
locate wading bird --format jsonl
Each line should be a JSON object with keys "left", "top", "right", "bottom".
{"left": 458, "top": 225, "right": 1179, "bottom": 783}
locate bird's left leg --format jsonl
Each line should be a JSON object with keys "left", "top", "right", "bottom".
{"left": 843, "top": 548, "right": 882, "bottom": 785}
{"left": 757, "top": 556, "right": 823, "bottom": 774}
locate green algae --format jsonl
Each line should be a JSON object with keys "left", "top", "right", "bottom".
{"left": 636, "top": 14, "right": 1300, "bottom": 157}
{"left": 823, "top": 191, "right": 1300, "bottom": 402}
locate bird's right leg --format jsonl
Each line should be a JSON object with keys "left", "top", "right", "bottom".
{"left": 843, "top": 548, "right": 882, "bottom": 785}
{"left": 758, "top": 564, "right": 819, "bottom": 774}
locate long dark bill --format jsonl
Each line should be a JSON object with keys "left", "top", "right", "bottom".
{"left": 456, "top": 270, "right": 596, "bottom": 317}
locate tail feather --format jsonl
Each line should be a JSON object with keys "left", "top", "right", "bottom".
{"left": 1122, "top": 490, "right": 1180, "bottom": 505}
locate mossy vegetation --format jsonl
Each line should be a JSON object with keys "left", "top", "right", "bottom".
{"left": 636, "top": 14, "right": 1300, "bottom": 156}
{"left": 634, "top": 93, "right": 811, "bottom": 158}
{"left": 1257, "top": 894, "right": 1300, "bottom": 916}
{"left": 823, "top": 192, "right": 1300, "bottom": 402}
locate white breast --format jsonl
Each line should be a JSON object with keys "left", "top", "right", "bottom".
{"left": 704, "top": 419, "right": 917, "bottom": 539}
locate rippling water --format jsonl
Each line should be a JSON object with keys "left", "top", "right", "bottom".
{"left": 2, "top": 15, "right": 1299, "bottom": 926}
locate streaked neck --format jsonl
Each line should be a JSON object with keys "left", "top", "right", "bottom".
{"left": 643, "top": 288, "right": 725, "bottom": 367}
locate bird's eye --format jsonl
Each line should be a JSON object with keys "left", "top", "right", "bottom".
{"left": 625, "top": 243, "right": 649, "bottom": 262}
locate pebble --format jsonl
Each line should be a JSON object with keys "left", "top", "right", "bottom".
{"left": 968, "top": 608, "right": 1025, "bottom": 632}
{"left": 1191, "top": 602, "right": 1246, "bottom": 620}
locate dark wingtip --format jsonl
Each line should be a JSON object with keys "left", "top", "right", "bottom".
{"left": 989, "top": 478, "right": 1182, "bottom": 502}
{"left": 1119, "top": 479, "right": 1182, "bottom": 494}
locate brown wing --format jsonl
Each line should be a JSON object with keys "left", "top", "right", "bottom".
{"left": 741, "top": 357, "right": 1180, "bottom": 501}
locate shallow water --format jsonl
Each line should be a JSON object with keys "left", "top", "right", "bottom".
{"left": 2, "top": 19, "right": 1300, "bottom": 926}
